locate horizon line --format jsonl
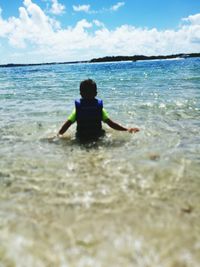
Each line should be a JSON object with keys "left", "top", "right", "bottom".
{"left": 0, "top": 52, "right": 200, "bottom": 68}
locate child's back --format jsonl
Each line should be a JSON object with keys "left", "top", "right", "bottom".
{"left": 58, "top": 79, "right": 139, "bottom": 142}
{"left": 75, "top": 98, "right": 105, "bottom": 141}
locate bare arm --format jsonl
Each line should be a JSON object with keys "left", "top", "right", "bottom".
{"left": 105, "top": 118, "right": 139, "bottom": 133}
{"left": 58, "top": 120, "right": 73, "bottom": 135}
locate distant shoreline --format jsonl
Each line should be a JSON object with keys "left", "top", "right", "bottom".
{"left": 0, "top": 53, "right": 200, "bottom": 68}
{"left": 0, "top": 60, "right": 88, "bottom": 68}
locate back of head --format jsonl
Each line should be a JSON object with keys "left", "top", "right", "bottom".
{"left": 80, "top": 79, "right": 97, "bottom": 99}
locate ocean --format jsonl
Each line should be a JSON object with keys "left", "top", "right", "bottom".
{"left": 0, "top": 58, "right": 200, "bottom": 266}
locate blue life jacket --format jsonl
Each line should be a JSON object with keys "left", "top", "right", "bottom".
{"left": 75, "top": 98, "right": 103, "bottom": 140}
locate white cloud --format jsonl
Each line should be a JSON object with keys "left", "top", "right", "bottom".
{"left": 23, "top": 0, "right": 32, "bottom": 6}
{"left": 182, "top": 13, "right": 200, "bottom": 25}
{"left": 50, "top": 0, "right": 65, "bottom": 15}
{"left": 0, "top": 0, "right": 60, "bottom": 48}
{"left": 0, "top": 1, "right": 200, "bottom": 64}
{"left": 75, "top": 19, "right": 93, "bottom": 29}
{"left": 72, "top": 2, "right": 124, "bottom": 14}
{"left": 73, "top": 5, "right": 90, "bottom": 13}
{"left": 110, "top": 2, "right": 125, "bottom": 11}
{"left": 93, "top": 20, "right": 105, "bottom": 28}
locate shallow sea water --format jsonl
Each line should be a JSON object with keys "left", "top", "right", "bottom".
{"left": 0, "top": 58, "right": 200, "bottom": 266}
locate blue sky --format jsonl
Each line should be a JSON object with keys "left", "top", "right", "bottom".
{"left": 0, "top": 0, "right": 200, "bottom": 64}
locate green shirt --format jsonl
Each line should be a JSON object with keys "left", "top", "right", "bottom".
{"left": 68, "top": 108, "right": 109, "bottom": 123}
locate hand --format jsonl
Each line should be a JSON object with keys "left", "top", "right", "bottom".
{"left": 127, "top": 127, "right": 140, "bottom": 133}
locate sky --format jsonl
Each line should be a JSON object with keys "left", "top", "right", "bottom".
{"left": 0, "top": 0, "right": 200, "bottom": 64}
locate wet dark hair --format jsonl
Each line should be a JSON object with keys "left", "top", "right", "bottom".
{"left": 80, "top": 79, "right": 97, "bottom": 99}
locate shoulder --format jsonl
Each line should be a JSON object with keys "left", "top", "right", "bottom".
{"left": 75, "top": 99, "right": 82, "bottom": 109}
{"left": 75, "top": 99, "right": 81, "bottom": 105}
{"left": 96, "top": 98, "right": 103, "bottom": 107}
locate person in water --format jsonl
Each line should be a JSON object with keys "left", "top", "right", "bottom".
{"left": 58, "top": 79, "right": 139, "bottom": 141}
